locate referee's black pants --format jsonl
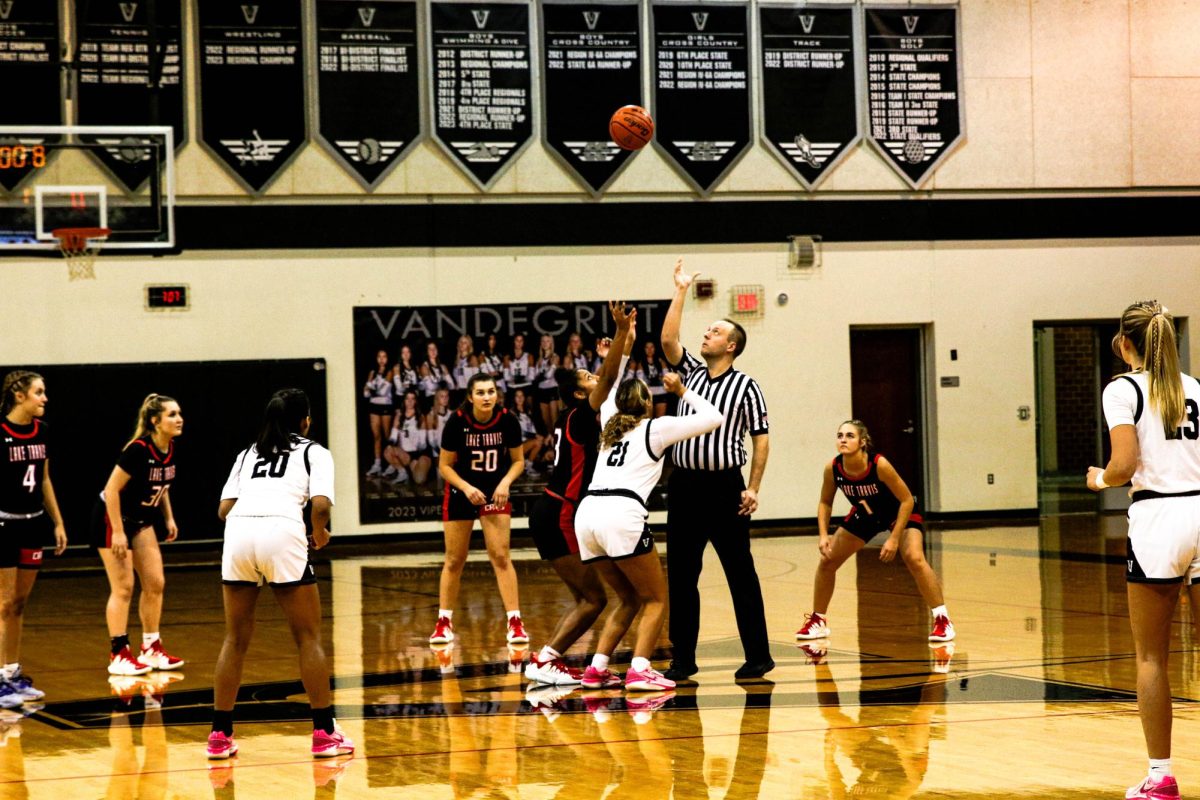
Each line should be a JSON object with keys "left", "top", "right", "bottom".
{"left": 666, "top": 467, "right": 770, "bottom": 665}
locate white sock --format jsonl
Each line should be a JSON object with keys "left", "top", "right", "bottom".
{"left": 1149, "top": 758, "right": 1173, "bottom": 778}
{"left": 590, "top": 654, "right": 609, "bottom": 671}
{"left": 142, "top": 632, "right": 160, "bottom": 648}
{"left": 538, "top": 646, "right": 560, "bottom": 661}
{"left": 0, "top": 663, "right": 17, "bottom": 680}
{"left": 631, "top": 656, "right": 651, "bottom": 673}
{"left": 931, "top": 605, "right": 948, "bottom": 619}
{"left": 507, "top": 610, "right": 521, "bottom": 621}
{"left": 438, "top": 609, "right": 453, "bottom": 620}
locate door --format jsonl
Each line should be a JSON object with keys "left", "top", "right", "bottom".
{"left": 850, "top": 328, "right": 925, "bottom": 503}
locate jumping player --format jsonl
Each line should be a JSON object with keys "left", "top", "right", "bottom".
{"left": 574, "top": 364, "right": 723, "bottom": 693}
{"left": 795, "top": 420, "right": 954, "bottom": 645}
{"left": 1089, "top": 301, "right": 1200, "bottom": 800}
{"left": 524, "top": 303, "right": 634, "bottom": 685}
{"left": 0, "top": 370, "right": 68, "bottom": 704}
{"left": 92, "top": 393, "right": 186, "bottom": 676}
{"left": 207, "top": 388, "right": 353, "bottom": 761}
{"left": 430, "top": 372, "right": 528, "bottom": 646}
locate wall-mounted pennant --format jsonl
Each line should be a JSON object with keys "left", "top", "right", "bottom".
{"left": 758, "top": 3, "right": 859, "bottom": 190}
{"left": 864, "top": 4, "right": 963, "bottom": 188}
{"left": 650, "top": 0, "right": 752, "bottom": 196}
{"left": 0, "top": 1, "right": 62, "bottom": 192}
{"left": 314, "top": 0, "right": 423, "bottom": 190}
{"left": 539, "top": 0, "right": 642, "bottom": 195}
{"left": 197, "top": 1, "right": 307, "bottom": 194}
{"left": 74, "top": 0, "right": 186, "bottom": 192}
{"left": 429, "top": 0, "right": 534, "bottom": 190}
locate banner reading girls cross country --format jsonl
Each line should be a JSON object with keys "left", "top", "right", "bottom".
{"left": 864, "top": 4, "right": 964, "bottom": 189}
{"left": 539, "top": 0, "right": 643, "bottom": 195}
{"left": 314, "top": 0, "right": 423, "bottom": 190}
{"left": 353, "top": 300, "right": 670, "bottom": 526}
{"left": 197, "top": 1, "right": 307, "bottom": 194}
{"left": 429, "top": 0, "right": 535, "bottom": 190}
{"left": 757, "top": 3, "right": 859, "bottom": 190}
{"left": 650, "top": 0, "right": 752, "bottom": 196}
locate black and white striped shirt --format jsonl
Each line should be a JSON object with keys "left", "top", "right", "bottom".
{"left": 668, "top": 348, "right": 768, "bottom": 470}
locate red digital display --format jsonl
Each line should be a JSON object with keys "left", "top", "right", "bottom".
{"left": 0, "top": 146, "right": 46, "bottom": 170}
{"left": 146, "top": 285, "right": 189, "bottom": 310}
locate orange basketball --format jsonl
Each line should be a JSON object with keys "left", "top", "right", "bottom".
{"left": 609, "top": 105, "right": 654, "bottom": 150}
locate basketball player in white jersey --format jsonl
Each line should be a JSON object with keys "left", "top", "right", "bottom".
{"left": 1088, "top": 301, "right": 1200, "bottom": 800}
{"left": 207, "top": 389, "right": 353, "bottom": 761}
{"left": 574, "top": 317, "right": 724, "bottom": 693}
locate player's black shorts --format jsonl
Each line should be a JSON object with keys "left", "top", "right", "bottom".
{"left": 529, "top": 492, "right": 579, "bottom": 561}
{"left": 0, "top": 514, "right": 50, "bottom": 570}
{"left": 442, "top": 485, "right": 512, "bottom": 521}
{"left": 840, "top": 506, "right": 925, "bottom": 542}
{"left": 89, "top": 501, "right": 163, "bottom": 550}
{"left": 535, "top": 386, "right": 557, "bottom": 404}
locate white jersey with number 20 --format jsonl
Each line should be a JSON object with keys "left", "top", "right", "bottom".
{"left": 221, "top": 437, "right": 336, "bottom": 523}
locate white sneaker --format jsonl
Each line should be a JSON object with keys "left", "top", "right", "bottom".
{"left": 524, "top": 655, "right": 583, "bottom": 685}
{"left": 108, "top": 647, "right": 153, "bottom": 676}
{"left": 381, "top": 464, "right": 399, "bottom": 479}
{"left": 795, "top": 613, "right": 830, "bottom": 640}
{"left": 390, "top": 467, "right": 409, "bottom": 485}
{"left": 366, "top": 462, "right": 383, "bottom": 477}
{"left": 4, "top": 669, "right": 43, "bottom": 701}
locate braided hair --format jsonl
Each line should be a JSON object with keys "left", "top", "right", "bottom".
{"left": 599, "top": 378, "right": 653, "bottom": 450}
{"left": 1, "top": 370, "right": 42, "bottom": 417}
{"left": 1113, "top": 300, "right": 1185, "bottom": 437}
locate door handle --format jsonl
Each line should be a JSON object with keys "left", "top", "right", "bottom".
{"left": 902, "top": 426, "right": 915, "bottom": 434}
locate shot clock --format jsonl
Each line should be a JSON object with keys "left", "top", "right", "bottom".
{"left": 146, "top": 284, "right": 189, "bottom": 311}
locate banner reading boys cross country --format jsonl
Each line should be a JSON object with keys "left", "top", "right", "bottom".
{"left": 354, "top": 300, "right": 671, "bottom": 526}
{"left": 864, "top": 4, "right": 964, "bottom": 189}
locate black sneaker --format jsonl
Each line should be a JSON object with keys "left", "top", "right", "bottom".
{"left": 734, "top": 659, "right": 776, "bottom": 680}
{"left": 662, "top": 662, "right": 698, "bottom": 682}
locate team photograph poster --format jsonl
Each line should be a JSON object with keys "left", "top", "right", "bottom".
{"left": 354, "top": 300, "right": 672, "bottom": 525}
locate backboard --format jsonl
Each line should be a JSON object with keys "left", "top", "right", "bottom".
{"left": 0, "top": 125, "right": 175, "bottom": 252}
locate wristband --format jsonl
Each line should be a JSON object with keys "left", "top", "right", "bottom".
{"left": 1094, "top": 473, "right": 1109, "bottom": 490}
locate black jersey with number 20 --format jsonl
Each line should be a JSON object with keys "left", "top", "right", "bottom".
{"left": 439, "top": 408, "right": 522, "bottom": 493}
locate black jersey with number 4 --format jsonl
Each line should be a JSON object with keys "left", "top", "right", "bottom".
{"left": 1, "top": 419, "right": 50, "bottom": 514}
{"left": 833, "top": 453, "right": 901, "bottom": 523}
{"left": 546, "top": 403, "right": 601, "bottom": 503}
{"left": 112, "top": 436, "right": 177, "bottom": 523}
{"left": 440, "top": 408, "right": 522, "bottom": 492}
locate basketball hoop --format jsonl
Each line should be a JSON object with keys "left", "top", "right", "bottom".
{"left": 51, "top": 227, "right": 110, "bottom": 281}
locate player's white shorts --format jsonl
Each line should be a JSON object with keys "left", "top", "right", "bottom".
{"left": 222, "top": 516, "right": 316, "bottom": 587}
{"left": 1126, "top": 495, "right": 1200, "bottom": 584}
{"left": 575, "top": 494, "right": 655, "bottom": 563}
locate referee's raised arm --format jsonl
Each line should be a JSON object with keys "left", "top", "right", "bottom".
{"left": 661, "top": 258, "right": 696, "bottom": 366}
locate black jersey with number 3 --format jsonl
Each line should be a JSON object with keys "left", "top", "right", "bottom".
{"left": 113, "top": 436, "right": 177, "bottom": 523}
{"left": 440, "top": 408, "right": 522, "bottom": 492}
{"left": 1, "top": 419, "right": 50, "bottom": 514}
{"left": 546, "top": 403, "right": 601, "bottom": 503}
{"left": 833, "top": 453, "right": 901, "bottom": 523}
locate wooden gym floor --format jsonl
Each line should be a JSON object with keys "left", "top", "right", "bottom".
{"left": 4, "top": 512, "right": 1197, "bottom": 798}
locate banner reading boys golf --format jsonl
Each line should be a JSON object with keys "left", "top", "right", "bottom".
{"left": 354, "top": 300, "right": 671, "bottom": 525}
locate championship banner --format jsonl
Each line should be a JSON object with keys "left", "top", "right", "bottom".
{"left": 354, "top": 299, "right": 670, "bottom": 525}
{"left": 75, "top": 0, "right": 186, "bottom": 192}
{"left": 650, "top": 0, "right": 751, "bottom": 196}
{"left": 429, "top": 0, "right": 534, "bottom": 190}
{"left": 864, "top": 4, "right": 963, "bottom": 189}
{"left": 197, "top": 1, "right": 307, "bottom": 194}
{"left": 758, "top": 3, "right": 858, "bottom": 190}
{"left": 539, "top": 0, "right": 642, "bottom": 195}
{"left": 0, "top": 1, "right": 61, "bottom": 192}
{"left": 314, "top": 0, "right": 422, "bottom": 190}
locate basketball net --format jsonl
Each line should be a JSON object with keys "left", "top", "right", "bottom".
{"left": 51, "top": 227, "right": 110, "bottom": 281}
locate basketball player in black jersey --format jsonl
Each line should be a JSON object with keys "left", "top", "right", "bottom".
{"left": 92, "top": 394, "right": 187, "bottom": 676}
{"left": 525, "top": 302, "right": 636, "bottom": 685}
{"left": 432, "top": 373, "right": 527, "bottom": 647}
{"left": 796, "top": 420, "right": 954, "bottom": 645}
{"left": 0, "top": 370, "right": 68, "bottom": 703}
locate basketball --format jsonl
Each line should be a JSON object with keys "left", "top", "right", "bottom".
{"left": 609, "top": 105, "right": 654, "bottom": 150}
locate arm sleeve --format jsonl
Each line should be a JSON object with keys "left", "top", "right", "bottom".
{"left": 1102, "top": 378, "right": 1138, "bottom": 429}
{"left": 744, "top": 378, "right": 769, "bottom": 435}
{"left": 667, "top": 347, "right": 702, "bottom": 377}
{"left": 648, "top": 388, "right": 724, "bottom": 456}
{"left": 440, "top": 416, "right": 462, "bottom": 452}
{"left": 504, "top": 413, "right": 524, "bottom": 448}
{"left": 599, "top": 354, "right": 632, "bottom": 426}
{"left": 220, "top": 449, "right": 247, "bottom": 500}
{"left": 308, "top": 445, "right": 336, "bottom": 504}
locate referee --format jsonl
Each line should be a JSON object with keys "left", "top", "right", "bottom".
{"left": 660, "top": 260, "right": 773, "bottom": 681}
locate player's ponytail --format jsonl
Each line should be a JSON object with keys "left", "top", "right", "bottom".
{"left": 841, "top": 419, "right": 873, "bottom": 452}
{"left": 599, "top": 379, "right": 653, "bottom": 450}
{"left": 127, "top": 393, "right": 177, "bottom": 447}
{"left": 1, "top": 370, "right": 42, "bottom": 416}
{"left": 257, "top": 388, "right": 311, "bottom": 457}
{"left": 1114, "top": 300, "right": 1185, "bottom": 437}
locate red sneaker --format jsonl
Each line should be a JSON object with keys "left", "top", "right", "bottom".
{"left": 139, "top": 640, "right": 185, "bottom": 670}
{"left": 795, "top": 613, "right": 830, "bottom": 640}
{"left": 108, "top": 647, "right": 152, "bottom": 676}
{"left": 524, "top": 654, "right": 582, "bottom": 685}
{"left": 506, "top": 616, "right": 529, "bottom": 645}
{"left": 929, "top": 614, "right": 956, "bottom": 642}
{"left": 429, "top": 616, "right": 455, "bottom": 644}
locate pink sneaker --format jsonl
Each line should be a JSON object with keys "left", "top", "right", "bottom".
{"left": 624, "top": 667, "right": 676, "bottom": 692}
{"left": 506, "top": 616, "right": 530, "bottom": 644}
{"left": 206, "top": 731, "right": 238, "bottom": 760}
{"left": 1127, "top": 775, "right": 1180, "bottom": 799}
{"left": 626, "top": 690, "right": 676, "bottom": 718}
{"left": 312, "top": 725, "right": 355, "bottom": 758}
{"left": 581, "top": 665, "right": 623, "bottom": 689}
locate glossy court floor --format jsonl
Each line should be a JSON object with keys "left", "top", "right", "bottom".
{"left": 5, "top": 511, "right": 1198, "bottom": 799}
